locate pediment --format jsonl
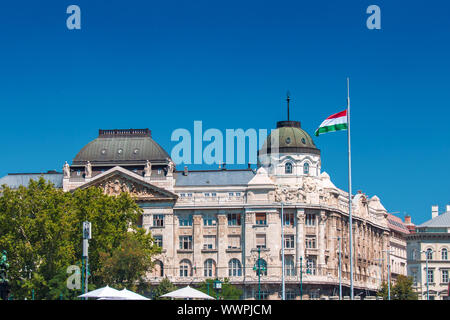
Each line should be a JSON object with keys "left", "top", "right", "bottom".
{"left": 75, "top": 167, "right": 177, "bottom": 201}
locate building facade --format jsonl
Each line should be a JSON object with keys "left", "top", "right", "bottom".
{"left": 386, "top": 213, "right": 409, "bottom": 283}
{"left": 407, "top": 205, "right": 450, "bottom": 300}
{"left": 1, "top": 119, "right": 405, "bottom": 299}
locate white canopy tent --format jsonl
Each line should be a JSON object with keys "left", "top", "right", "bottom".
{"left": 78, "top": 285, "right": 122, "bottom": 299}
{"left": 79, "top": 286, "right": 150, "bottom": 300}
{"left": 160, "top": 286, "right": 215, "bottom": 300}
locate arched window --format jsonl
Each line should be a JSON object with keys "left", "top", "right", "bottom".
{"left": 204, "top": 259, "right": 216, "bottom": 277}
{"left": 179, "top": 259, "right": 192, "bottom": 277}
{"left": 285, "top": 162, "right": 292, "bottom": 174}
{"left": 228, "top": 258, "right": 242, "bottom": 277}
{"left": 303, "top": 162, "right": 309, "bottom": 175}
{"left": 152, "top": 260, "right": 164, "bottom": 277}
{"left": 426, "top": 248, "right": 433, "bottom": 260}
{"left": 442, "top": 248, "right": 448, "bottom": 260}
{"left": 284, "top": 256, "right": 295, "bottom": 276}
{"left": 255, "top": 258, "right": 267, "bottom": 276}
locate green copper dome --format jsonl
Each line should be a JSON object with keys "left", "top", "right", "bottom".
{"left": 258, "top": 121, "right": 320, "bottom": 155}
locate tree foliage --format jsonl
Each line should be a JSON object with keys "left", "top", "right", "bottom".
{"left": 377, "top": 275, "right": 418, "bottom": 300}
{"left": 152, "top": 277, "right": 177, "bottom": 299}
{"left": 0, "top": 177, "right": 160, "bottom": 299}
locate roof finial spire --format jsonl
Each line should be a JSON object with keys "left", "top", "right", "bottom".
{"left": 286, "top": 91, "right": 291, "bottom": 121}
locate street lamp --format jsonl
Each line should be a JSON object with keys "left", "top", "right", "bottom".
{"left": 382, "top": 250, "right": 394, "bottom": 300}
{"left": 281, "top": 202, "right": 285, "bottom": 300}
{"left": 332, "top": 236, "right": 342, "bottom": 300}
{"left": 253, "top": 247, "right": 267, "bottom": 300}
{"left": 213, "top": 279, "right": 222, "bottom": 300}
{"left": 413, "top": 248, "right": 435, "bottom": 300}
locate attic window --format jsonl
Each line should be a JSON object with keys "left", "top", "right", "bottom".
{"left": 101, "top": 149, "right": 107, "bottom": 155}
{"left": 301, "top": 138, "right": 306, "bottom": 144}
{"left": 133, "top": 148, "right": 139, "bottom": 154}
{"left": 117, "top": 148, "right": 123, "bottom": 154}
{"left": 285, "top": 137, "right": 291, "bottom": 144}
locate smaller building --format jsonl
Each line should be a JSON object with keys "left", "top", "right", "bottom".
{"left": 387, "top": 213, "right": 409, "bottom": 282}
{"left": 407, "top": 205, "right": 450, "bottom": 300}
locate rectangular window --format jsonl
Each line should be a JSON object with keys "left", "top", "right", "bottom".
{"left": 427, "top": 270, "right": 434, "bottom": 283}
{"left": 228, "top": 192, "right": 234, "bottom": 197}
{"left": 305, "top": 237, "right": 316, "bottom": 249}
{"left": 179, "top": 214, "right": 193, "bottom": 226}
{"left": 442, "top": 270, "right": 449, "bottom": 283}
{"left": 228, "top": 213, "right": 241, "bottom": 226}
{"left": 235, "top": 192, "right": 241, "bottom": 197}
{"left": 305, "top": 214, "right": 316, "bottom": 226}
{"left": 204, "top": 193, "right": 210, "bottom": 197}
{"left": 211, "top": 192, "right": 217, "bottom": 197}
{"left": 153, "top": 236, "right": 162, "bottom": 248}
{"left": 154, "top": 235, "right": 163, "bottom": 248}
{"left": 203, "top": 235, "right": 216, "bottom": 250}
{"left": 255, "top": 213, "right": 267, "bottom": 225}
{"left": 256, "top": 234, "right": 266, "bottom": 249}
{"left": 283, "top": 212, "right": 294, "bottom": 226}
{"left": 203, "top": 214, "right": 217, "bottom": 226}
{"left": 153, "top": 214, "right": 164, "bottom": 227}
{"left": 228, "top": 235, "right": 241, "bottom": 249}
{"left": 284, "top": 235, "right": 295, "bottom": 249}
{"left": 179, "top": 236, "right": 192, "bottom": 250}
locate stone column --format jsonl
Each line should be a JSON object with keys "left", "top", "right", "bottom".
{"left": 318, "top": 210, "right": 327, "bottom": 275}
{"left": 217, "top": 214, "right": 228, "bottom": 278}
{"left": 296, "top": 209, "right": 305, "bottom": 274}
{"left": 193, "top": 214, "right": 203, "bottom": 277}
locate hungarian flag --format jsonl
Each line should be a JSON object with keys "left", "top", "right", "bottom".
{"left": 314, "top": 109, "right": 348, "bottom": 136}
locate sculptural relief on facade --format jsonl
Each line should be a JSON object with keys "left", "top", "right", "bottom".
{"left": 274, "top": 185, "right": 306, "bottom": 203}
{"left": 99, "top": 177, "right": 158, "bottom": 198}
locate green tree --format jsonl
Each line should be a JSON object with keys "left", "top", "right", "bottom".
{"left": 198, "top": 278, "right": 242, "bottom": 300}
{"left": 97, "top": 231, "right": 161, "bottom": 291}
{"left": 153, "top": 277, "right": 177, "bottom": 299}
{"left": 377, "top": 275, "right": 417, "bottom": 300}
{"left": 0, "top": 177, "right": 160, "bottom": 299}
{"left": 392, "top": 275, "right": 418, "bottom": 300}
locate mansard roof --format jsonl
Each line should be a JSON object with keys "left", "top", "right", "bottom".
{"left": 175, "top": 169, "right": 255, "bottom": 187}
{"left": 418, "top": 210, "right": 450, "bottom": 228}
{"left": 0, "top": 171, "right": 63, "bottom": 189}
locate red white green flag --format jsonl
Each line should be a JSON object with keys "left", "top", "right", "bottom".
{"left": 314, "top": 109, "right": 348, "bottom": 136}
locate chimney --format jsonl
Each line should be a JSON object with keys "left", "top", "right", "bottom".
{"left": 248, "top": 163, "right": 251, "bottom": 169}
{"left": 404, "top": 215, "right": 411, "bottom": 225}
{"left": 222, "top": 162, "right": 226, "bottom": 170}
{"left": 447, "top": 204, "right": 450, "bottom": 213}
{"left": 432, "top": 205, "right": 439, "bottom": 219}
{"left": 183, "top": 166, "right": 188, "bottom": 176}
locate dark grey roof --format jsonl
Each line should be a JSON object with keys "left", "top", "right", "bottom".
{"left": 418, "top": 211, "right": 450, "bottom": 228}
{"left": 175, "top": 169, "right": 255, "bottom": 187}
{"left": 72, "top": 129, "right": 170, "bottom": 166}
{"left": 0, "top": 173, "right": 63, "bottom": 189}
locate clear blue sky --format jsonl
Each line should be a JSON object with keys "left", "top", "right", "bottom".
{"left": 0, "top": 1, "right": 449, "bottom": 225}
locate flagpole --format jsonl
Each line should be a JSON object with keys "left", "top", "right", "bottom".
{"left": 347, "top": 77, "right": 354, "bottom": 300}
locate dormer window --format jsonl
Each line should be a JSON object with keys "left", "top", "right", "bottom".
{"left": 303, "top": 162, "right": 310, "bottom": 175}
{"left": 285, "top": 162, "right": 292, "bottom": 174}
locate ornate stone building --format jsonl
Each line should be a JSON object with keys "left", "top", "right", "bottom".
{"left": 407, "top": 205, "right": 450, "bottom": 300}
{"left": 1, "top": 120, "right": 401, "bottom": 299}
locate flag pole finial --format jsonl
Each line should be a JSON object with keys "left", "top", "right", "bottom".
{"left": 286, "top": 91, "right": 290, "bottom": 121}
